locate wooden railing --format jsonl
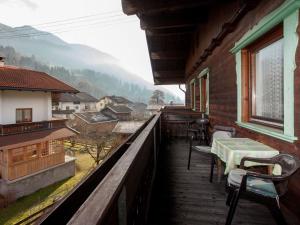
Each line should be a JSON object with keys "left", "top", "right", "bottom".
{"left": 161, "top": 106, "right": 204, "bottom": 138}
{"left": 38, "top": 115, "right": 159, "bottom": 225}
{"left": 67, "top": 113, "right": 161, "bottom": 225}
{"left": 0, "top": 119, "right": 67, "bottom": 136}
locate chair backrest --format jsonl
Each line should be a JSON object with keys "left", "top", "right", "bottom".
{"left": 271, "top": 154, "right": 300, "bottom": 180}
{"left": 209, "top": 125, "right": 236, "bottom": 146}
{"left": 212, "top": 125, "right": 236, "bottom": 137}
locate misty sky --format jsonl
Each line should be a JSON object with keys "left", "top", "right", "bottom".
{"left": 0, "top": 0, "right": 185, "bottom": 100}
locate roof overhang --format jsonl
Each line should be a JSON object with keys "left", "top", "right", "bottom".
{"left": 122, "top": 0, "right": 258, "bottom": 85}
{"left": 122, "top": 0, "right": 216, "bottom": 85}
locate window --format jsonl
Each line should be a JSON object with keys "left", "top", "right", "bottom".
{"left": 198, "top": 68, "right": 209, "bottom": 114}
{"left": 242, "top": 24, "right": 283, "bottom": 128}
{"left": 41, "top": 142, "right": 49, "bottom": 156}
{"left": 16, "top": 108, "right": 32, "bottom": 123}
{"left": 26, "top": 144, "right": 38, "bottom": 159}
{"left": 190, "top": 79, "right": 196, "bottom": 110}
{"left": 232, "top": 3, "right": 299, "bottom": 142}
{"left": 66, "top": 106, "right": 70, "bottom": 110}
{"left": 12, "top": 148, "right": 24, "bottom": 163}
{"left": 49, "top": 140, "right": 63, "bottom": 154}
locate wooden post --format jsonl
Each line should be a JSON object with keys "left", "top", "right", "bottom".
{"left": 118, "top": 186, "right": 127, "bottom": 225}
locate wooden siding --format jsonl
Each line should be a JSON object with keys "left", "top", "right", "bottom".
{"left": 0, "top": 141, "right": 65, "bottom": 180}
{"left": 185, "top": 0, "right": 300, "bottom": 219}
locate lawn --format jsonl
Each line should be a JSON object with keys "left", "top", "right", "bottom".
{"left": 0, "top": 152, "right": 95, "bottom": 225}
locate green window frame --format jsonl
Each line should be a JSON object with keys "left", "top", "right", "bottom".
{"left": 231, "top": 0, "right": 300, "bottom": 143}
{"left": 189, "top": 79, "right": 196, "bottom": 111}
{"left": 198, "top": 68, "right": 209, "bottom": 114}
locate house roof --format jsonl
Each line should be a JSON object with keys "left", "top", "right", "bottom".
{"left": 74, "top": 112, "right": 117, "bottom": 124}
{"left": 101, "top": 95, "right": 133, "bottom": 104}
{"left": 0, "top": 128, "right": 76, "bottom": 150}
{"left": 56, "top": 92, "right": 97, "bottom": 103}
{"left": 76, "top": 92, "right": 98, "bottom": 102}
{"left": 146, "top": 104, "right": 163, "bottom": 111}
{"left": 112, "top": 121, "right": 145, "bottom": 134}
{"left": 128, "top": 102, "right": 147, "bottom": 112}
{"left": 58, "top": 93, "right": 80, "bottom": 102}
{"left": 0, "top": 66, "right": 78, "bottom": 93}
{"left": 107, "top": 105, "right": 133, "bottom": 114}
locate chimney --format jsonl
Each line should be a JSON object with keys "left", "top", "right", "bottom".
{"left": 0, "top": 57, "right": 4, "bottom": 67}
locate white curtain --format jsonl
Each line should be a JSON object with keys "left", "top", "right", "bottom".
{"left": 254, "top": 38, "right": 284, "bottom": 121}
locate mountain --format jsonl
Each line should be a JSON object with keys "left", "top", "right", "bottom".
{"left": 0, "top": 24, "right": 162, "bottom": 90}
{"left": 0, "top": 24, "right": 182, "bottom": 103}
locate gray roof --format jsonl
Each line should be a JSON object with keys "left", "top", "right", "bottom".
{"left": 128, "top": 102, "right": 147, "bottom": 111}
{"left": 76, "top": 92, "right": 98, "bottom": 102}
{"left": 74, "top": 112, "right": 117, "bottom": 124}
{"left": 107, "top": 105, "right": 133, "bottom": 114}
{"left": 101, "top": 95, "right": 133, "bottom": 104}
{"left": 58, "top": 93, "right": 80, "bottom": 102}
{"left": 57, "top": 92, "right": 97, "bottom": 103}
{"left": 112, "top": 121, "right": 145, "bottom": 134}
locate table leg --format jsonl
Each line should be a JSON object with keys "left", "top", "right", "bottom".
{"left": 217, "top": 158, "right": 222, "bottom": 183}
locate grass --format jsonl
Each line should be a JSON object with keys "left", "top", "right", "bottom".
{"left": 0, "top": 152, "right": 95, "bottom": 225}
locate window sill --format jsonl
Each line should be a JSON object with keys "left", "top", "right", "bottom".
{"left": 236, "top": 121, "right": 298, "bottom": 143}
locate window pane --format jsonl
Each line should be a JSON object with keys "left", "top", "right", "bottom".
{"left": 254, "top": 38, "right": 283, "bottom": 121}
{"left": 16, "top": 110, "right": 22, "bottom": 122}
{"left": 24, "top": 109, "right": 32, "bottom": 122}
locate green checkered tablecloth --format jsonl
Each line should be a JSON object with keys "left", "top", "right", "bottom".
{"left": 211, "top": 138, "right": 280, "bottom": 175}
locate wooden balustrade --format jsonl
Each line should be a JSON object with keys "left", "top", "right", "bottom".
{"left": 66, "top": 113, "right": 161, "bottom": 225}
{"left": 0, "top": 119, "right": 67, "bottom": 136}
{"left": 38, "top": 113, "right": 161, "bottom": 225}
{"left": 161, "top": 106, "right": 204, "bottom": 138}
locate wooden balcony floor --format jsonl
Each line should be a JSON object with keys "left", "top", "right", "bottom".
{"left": 148, "top": 139, "right": 276, "bottom": 225}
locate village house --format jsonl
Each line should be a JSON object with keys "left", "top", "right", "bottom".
{"left": 52, "top": 92, "right": 98, "bottom": 119}
{"left": 101, "top": 105, "right": 132, "bottom": 121}
{"left": 128, "top": 102, "right": 148, "bottom": 120}
{"left": 72, "top": 111, "right": 118, "bottom": 136}
{"left": 0, "top": 61, "right": 77, "bottom": 200}
{"left": 96, "top": 95, "right": 132, "bottom": 111}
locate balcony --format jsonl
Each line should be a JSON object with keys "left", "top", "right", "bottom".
{"left": 0, "top": 119, "right": 67, "bottom": 136}
{"left": 36, "top": 107, "right": 296, "bottom": 225}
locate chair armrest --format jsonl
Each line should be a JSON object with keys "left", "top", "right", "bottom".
{"left": 246, "top": 171, "right": 275, "bottom": 180}
{"left": 240, "top": 156, "right": 274, "bottom": 169}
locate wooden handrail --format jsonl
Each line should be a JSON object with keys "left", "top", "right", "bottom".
{"left": 67, "top": 113, "right": 161, "bottom": 225}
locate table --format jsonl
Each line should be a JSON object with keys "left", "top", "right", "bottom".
{"left": 211, "top": 138, "right": 280, "bottom": 180}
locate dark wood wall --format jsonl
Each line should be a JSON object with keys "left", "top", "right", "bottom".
{"left": 185, "top": 0, "right": 300, "bottom": 221}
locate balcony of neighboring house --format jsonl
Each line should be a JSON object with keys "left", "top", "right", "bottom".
{"left": 0, "top": 119, "right": 67, "bottom": 136}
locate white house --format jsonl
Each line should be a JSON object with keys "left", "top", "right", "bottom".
{"left": 53, "top": 92, "right": 98, "bottom": 119}
{"left": 96, "top": 95, "right": 132, "bottom": 111}
{"left": 0, "top": 62, "right": 77, "bottom": 200}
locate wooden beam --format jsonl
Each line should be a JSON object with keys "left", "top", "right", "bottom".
{"left": 140, "top": 12, "right": 207, "bottom": 30}
{"left": 154, "top": 77, "right": 185, "bottom": 85}
{"left": 153, "top": 71, "right": 184, "bottom": 78}
{"left": 122, "top": 0, "right": 215, "bottom": 15}
{"left": 146, "top": 27, "right": 194, "bottom": 37}
{"left": 150, "top": 51, "right": 186, "bottom": 60}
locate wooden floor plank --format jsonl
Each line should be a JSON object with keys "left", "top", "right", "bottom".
{"left": 148, "top": 139, "right": 276, "bottom": 225}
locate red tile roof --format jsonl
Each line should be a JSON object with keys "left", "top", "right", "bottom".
{"left": 0, "top": 66, "right": 78, "bottom": 93}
